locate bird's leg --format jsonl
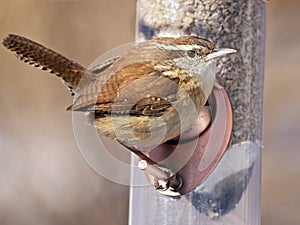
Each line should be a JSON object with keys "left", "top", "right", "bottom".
{"left": 125, "top": 145, "right": 183, "bottom": 193}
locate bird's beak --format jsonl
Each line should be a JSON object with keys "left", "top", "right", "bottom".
{"left": 204, "top": 48, "right": 237, "bottom": 61}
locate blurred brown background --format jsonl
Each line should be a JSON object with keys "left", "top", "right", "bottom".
{"left": 0, "top": 0, "right": 299, "bottom": 225}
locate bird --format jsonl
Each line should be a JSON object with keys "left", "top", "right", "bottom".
{"left": 2, "top": 34, "right": 236, "bottom": 151}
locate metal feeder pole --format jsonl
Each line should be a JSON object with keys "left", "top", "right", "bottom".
{"left": 129, "top": 0, "right": 265, "bottom": 224}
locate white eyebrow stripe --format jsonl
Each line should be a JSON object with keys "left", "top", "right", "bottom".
{"left": 155, "top": 43, "right": 204, "bottom": 51}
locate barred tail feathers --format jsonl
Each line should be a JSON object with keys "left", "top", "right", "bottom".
{"left": 2, "top": 34, "right": 86, "bottom": 92}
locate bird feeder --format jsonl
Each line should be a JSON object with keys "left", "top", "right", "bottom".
{"left": 129, "top": 0, "right": 265, "bottom": 224}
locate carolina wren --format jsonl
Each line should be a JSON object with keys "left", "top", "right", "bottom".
{"left": 2, "top": 34, "right": 236, "bottom": 150}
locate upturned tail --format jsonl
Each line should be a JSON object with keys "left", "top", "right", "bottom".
{"left": 2, "top": 34, "right": 86, "bottom": 92}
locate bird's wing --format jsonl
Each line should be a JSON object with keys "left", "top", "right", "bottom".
{"left": 69, "top": 62, "right": 179, "bottom": 116}
{"left": 88, "top": 56, "right": 120, "bottom": 75}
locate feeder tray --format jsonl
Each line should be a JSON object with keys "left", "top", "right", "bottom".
{"left": 137, "top": 83, "right": 232, "bottom": 196}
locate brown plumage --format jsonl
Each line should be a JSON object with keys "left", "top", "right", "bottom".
{"left": 2, "top": 34, "right": 235, "bottom": 149}
{"left": 2, "top": 34, "right": 85, "bottom": 93}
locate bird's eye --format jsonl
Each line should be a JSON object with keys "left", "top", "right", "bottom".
{"left": 187, "top": 50, "right": 196, "bottom": 58}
